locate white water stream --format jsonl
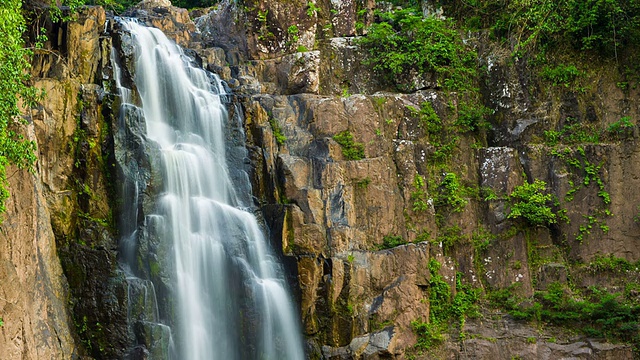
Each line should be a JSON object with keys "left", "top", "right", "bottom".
{"left": 115, "top": 20, "right": 305, "bottom": 360}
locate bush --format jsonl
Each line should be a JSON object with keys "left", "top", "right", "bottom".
{"left": 507, "top": 179, "right": 557, "bottom": 227}
{"left": 413, "top": 261, "right": 480, "bottom": 350}
{"left": 434, "top": 173, "right": 467, "bottom": 212}
{"left": 333, "top": 130, "right": 365, "bottom": 160}
{"left": 607, "top": 116, "right": 634, "bottom": 139}
{"left": 540, "top": 64, "right": 582, "bottom": 87}
{"left": 441, "top": 0, "right": 640, "bottom": 59}
{"left": 356, "top": 9, "right": 477, "bottom": 92}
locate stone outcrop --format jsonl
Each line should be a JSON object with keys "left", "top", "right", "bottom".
{"left": 0, "top": 154, "right": 77, "bottom": 359}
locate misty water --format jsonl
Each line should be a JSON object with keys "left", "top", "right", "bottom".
{"left": 114, "top": 19, "right": 305, "bottom": 360}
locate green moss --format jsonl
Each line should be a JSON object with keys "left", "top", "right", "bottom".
{"left": 149, "top": 260, "right": 161, "bottom": 277}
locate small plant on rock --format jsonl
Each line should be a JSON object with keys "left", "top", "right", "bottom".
{"left": 507, "top": 179, "right": 557, "bottom": 227}
{"left": 333, "top": 130, "right": 365, "bottom": 160}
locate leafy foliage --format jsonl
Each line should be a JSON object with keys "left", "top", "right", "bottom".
{"left": 356, "top": 9, "right": 477, "bottom": 92}
{"left": 411, "top": 174, "right": 429, "bottom": 212}
{"left": 268, "top": 117, "right": 287, "bottom": 146}
{"left": 489, "top": 283, "right": 640, "bottom": 344}
{"left": 376, "top": 235, "right": 407, "bottom": 250}
{"left": 434, "top": 172, "right": 467, "bottom": 212}
{"left": 333, "top": 130, "right": 365, "bottom": 160}
{"left": 540, "top": 64, "right": 582, "bottom": 87}
{"left": 413, "top": 260, "right": 480, "bottom": 351}
{"left": 607, "top": 116, "right": 635, "bottom": 139}
{"left": 0, "top": 0, "right": 39, "bottom": 214}
{"left": 507, "top": 179, "right": 557, "bottom": 227}
{"left": 166, "top": 0, "right": 218, "bottom": 10}
{"left": 443, "top": 0, "right": 640, "bottom": 58}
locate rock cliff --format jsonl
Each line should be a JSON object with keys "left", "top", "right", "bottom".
{"left": 2, "top": 0, "right": 639, "bottom": 359}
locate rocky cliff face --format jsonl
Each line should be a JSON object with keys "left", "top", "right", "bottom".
{"left": 3, "top": 0, "right": 640, "bottom": 359}
{"left": 184, "top": 1, "right": 640, "bottom": 359}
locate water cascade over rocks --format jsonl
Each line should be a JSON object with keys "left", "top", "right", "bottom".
{"left": 112, "top": 19, "right": 305, "bottom": 360}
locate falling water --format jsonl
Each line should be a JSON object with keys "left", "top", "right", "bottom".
{"left": 114, "top": 19, "right": 305, "bottom": 360}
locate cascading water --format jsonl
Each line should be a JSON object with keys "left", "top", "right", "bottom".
{"left": 113, "top": 19, "right": 305, "bottom": 360}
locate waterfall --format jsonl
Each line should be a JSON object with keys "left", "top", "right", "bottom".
{"left": 113, "top": 19, "right": 305, "bottom": 360}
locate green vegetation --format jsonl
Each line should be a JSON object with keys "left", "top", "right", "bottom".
{"left": 454, "top": 101, "right": 490, "bottom": 133}
{"left": 377, "top": 235, "right": 407, "bottom": 250}
{"left": 170, "top": 0, "right": 217, "bottom": 10}
{"left": 444, "top": 0, "right": 640, "bottom": 58}
{"left": 410, "top": 174, "right": 429, "bottom": 212}
{"left": 88, "top": 0, "right": 138, "bottom": 12}
{"left": 356, "top": 9, "right": 476, "bottom": 92}
{"left": 418, "top": 102, "right": 441, "bottom": 135}
{"left": 0, "top": 0, "right": 40, "bottom": 216}
{"left": 268, "top": 117, "right": 287, "bottom": 146}
{"left": 333, "top": 130, "right": 365, "bottom": 160}
{"left": 507, "top": 179, "right": 557, "bottom": 227}
{"left": 607, "top": 116, "right": 635, "bottom": 139}
{"left": 552, "top": 147, "right": 612, "bottom": 242}
{"left": 287, "top": 24, "right": 299, "bottom": 44}
{"left": 543, "top": 121, "right": 600, "bottom": 146}
{"left": 489, "top": 282, "right": 640, "bottom": 344}
{"left": 306, "top": 1, "right": 320, "bottom": 17}
{"left": 412, "top": 260, "right": 480, "bottom": 351}
{"left": 355, "top": 177, "right": 371, "bottom": 189}
{"left": 587, "top": 254, "right": 640, "bottom": 273}
{"left": 434, "top": 173, "right": 467, "bottom": 213}
{"left": 435, "top": 225, "right": 464, "bottom": 252}
{"left": 540, "top": 64, "right": 583, "bottom": 87}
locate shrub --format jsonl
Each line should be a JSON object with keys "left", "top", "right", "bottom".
{"left": 434, "top": 173, "right": 467, "bottom": 212}
{"left": 419, "top": 102, "right": 442, "bottom": 135}
{"left": 268, "top": 118, "right": 287, "bottom": 146}
{"left": 411, "top": 174, "right": 429, "bottom": 212}
{"left": 540, "top": 64, "right": 582, "bottom": 87}
{"left": 413, "top": 261, "right": 480, "bottom": 350}
{"left": 507, "top": 179, "right": 557, "bottom": 227}
{"left": 455, "top": 102, "right": 490, "bottom": 133}
{"left": 333, "top": 130, "right": 365, "bottom": 160}
{"left": 356, "top": 9, "right": 477, "bottom": 92}
{"left": 607, "top": 116, "right": 634, "bottom": 139}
